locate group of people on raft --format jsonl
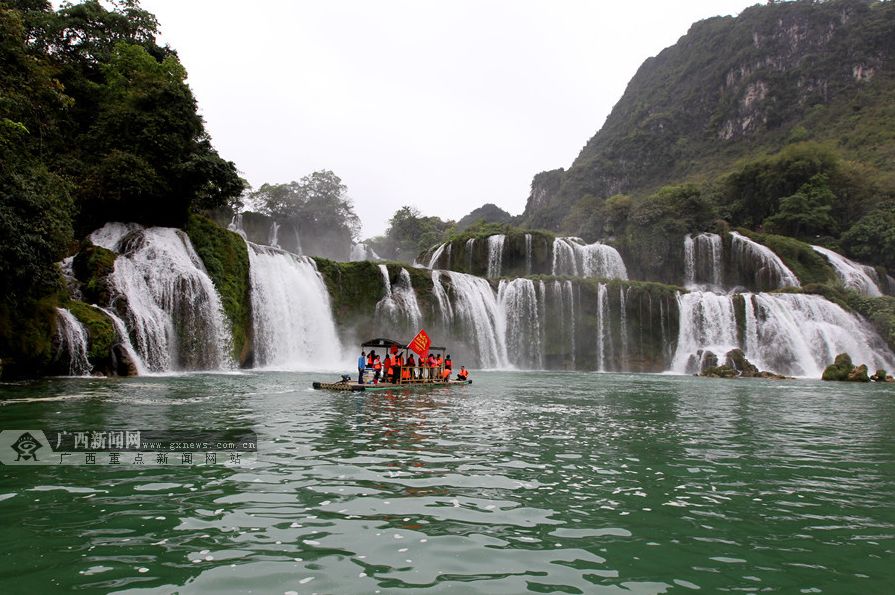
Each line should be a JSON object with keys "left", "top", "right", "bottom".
{"left": 357, "top": 349, "right": 469, "bottom": 385}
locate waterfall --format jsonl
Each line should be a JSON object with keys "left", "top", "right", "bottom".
{"left": 486, "top": 235, "right": 505, "bottom": 278}
{"left": 428, "top": 243, "right": 451, "bottom": 270}
{"left": 683, "top": 234, "right": 704, "bottom": 287}
{"left": 90, "top": 223, "right": 233, "bottom": 372}
{"left": 552, "top": 237, "right": 628, "bottom": 279}
{"left": 59, "top": 256, "right": 83, "bottom": 301}
{"left": 248, "top": 243, "right": 343, "bottom": 370}
{"left": 596, "top": 283, "right": 610, "bottom": 371}
{"left": 552, "top": 238, "right": 577, "bottom": 276}
{"left": 54, "top": 308, "right": 91, "bottom": 376}
{"left": 565, "top": 280, "right": 576, "bottom": 369}
{"left": 684, "top": 233, "right": 723, "bottom": 288}
{"left": 538, "top": 280, "right": 547, "bottom": 364}
{"left": 524, "top": 234, "right": 533, "bottom": 276}
{"left": 498, "top": 278, "right": 542, "bottom": 369}
{"left": 350, "top": 243, "right": 367, "bottom": 262}
{"left": 729, "top": 232, "right": 800, "bottom": 289}
{"left": 293, "top": 228, "right": 303, "bottom": 256}
{"left": 227, "top": 213, "right": 246, "bottom": 238}
{"left": 93, "top": 305, "right": 148, "bottom": 376}
{"left": 268, "top": 221, "right": 280, "bottom": 248}
{"left": 444, "top": 271, "right": 508, "bottom": 368}
{"left": 749, "top": 293, "right": 893, "bottom": 378}
{"left": 619, "top": 286, "right": 628, "bottom": 368}
{"left": 811, "top": 246, "right": 882, "bottom": 297}
{"left": 431, "top": 270, "right": 454, "bottom": 328}
{"left": 375, "top": 266, "right": 422, "bottom": 331}
{"left": 350, "top": 243, "right": 380, "bottom": 262}
{"left": 671, "top": 291, "right": 740, "bottom": 374}
{"left": 671, "top": 291, "right": 895, "bottom": 377}
{"left": 465, "top": 238, "right": 475, "bottom": 272}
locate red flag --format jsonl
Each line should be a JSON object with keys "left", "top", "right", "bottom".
{"left": 408, "top": 329, "right": 431, "bottom": 358}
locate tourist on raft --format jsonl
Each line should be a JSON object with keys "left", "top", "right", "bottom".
{"left": 457, "top": 366, "right": 468, "bottom": 381}
{"left": 372, "top": 354, "right": 382, "bottom": 384}
{"left": 357, "top": 351, "right": 366, "bottom": 384}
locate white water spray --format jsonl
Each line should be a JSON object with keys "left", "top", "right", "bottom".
{"left": 55, "top": 308, "right": 91, "bottom": 376}
{"left": 811, "top": 245, "right": 882, "bottom": 297}
{"left": 90, "top": 223, "right": 233, "bottom": 372}
{"left": 248, "top": 243, "right": 343, "bottom": 370}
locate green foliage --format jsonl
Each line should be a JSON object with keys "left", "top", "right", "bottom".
{"left": 615, "top": 184, "right": 719, "bottom": 283}
{"left": 249, "top": 171, "right": 360, "bottom": 239}
{"left": 372, "top": 205, "right": 454, "bottom": 262}
{"left": 763, "top": 174, "right": 838, "bottom": 237}
{"left": 0, "top": 294, "right": 60, "bottom": 378}
{"left": 66, "top": 300, "right": 116, "bottom": 369}
{"left": 840, "top": 205, "right": 895, "bottom": 270}
{"left": 822, "top": 353, "right": 853, "bottom": 381}
{"left": 72, "top": 242, "right": 116, "bottom": 304}
{"left": 455, "top": 203, "right": 515, "bottom": 232}
{"left": 722, "top": 143, "right": 843, "bottom": 228}
{"left": 185, "top": 214, "right": 251, "bottom": 363}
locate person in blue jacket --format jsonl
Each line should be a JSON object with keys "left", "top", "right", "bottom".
{"left": 357, "top": 351, "right": 366, "bottom": 384}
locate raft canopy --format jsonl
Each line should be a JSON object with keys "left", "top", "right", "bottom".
{"left": 361, "top": 338, "right": 445, "bottom": 352}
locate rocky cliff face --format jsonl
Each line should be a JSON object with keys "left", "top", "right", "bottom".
{"left": 523, "top": 0, "right": 895, "bottom": 230}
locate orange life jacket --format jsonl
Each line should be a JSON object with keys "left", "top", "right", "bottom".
{"left": 436, "top": 356, "right": 443, "bottom": 367}
{"left": 374, "top": 358, "right": 381, "bottom": 370}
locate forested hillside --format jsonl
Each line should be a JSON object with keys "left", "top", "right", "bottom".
{"left": 522, "top": 0, "right": 895, "bottom": 272}
{"left": 0, "top": 0, "right": 243, "bottom": 370}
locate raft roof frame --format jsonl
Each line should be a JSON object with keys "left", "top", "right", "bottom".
{"left": 360, "top": 338, "right": 446, "bottom": 352}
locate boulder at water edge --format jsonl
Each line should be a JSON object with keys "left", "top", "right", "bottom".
{"left": 848, "top": 364, "right": 870, "bottom": 382}
{"left": 822, "top": 353, "right": 853, "bottom": 381}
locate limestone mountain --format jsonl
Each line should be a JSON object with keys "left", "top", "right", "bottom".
{"left": 522, "top": 0, "right": 895, "bottom": 232}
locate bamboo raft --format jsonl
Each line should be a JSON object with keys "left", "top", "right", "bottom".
{"left": 312, "top": 378, "right": 472, "bottom": 392}
{"left": 312, "top": 337, "right": 471, "bottom": 392}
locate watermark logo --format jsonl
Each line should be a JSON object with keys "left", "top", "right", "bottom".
{"left": 0, "top": 430, "right": 53, "bottom": 465}
{"left": 0, "top": 429, "right": 256, "bottom": 466}
{"left": 11, "top": 432, "right": 42, "bottom": 461}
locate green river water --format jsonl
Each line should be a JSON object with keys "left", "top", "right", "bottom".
{"left": 1, "top": 372, "right": 894, "bottom": 593}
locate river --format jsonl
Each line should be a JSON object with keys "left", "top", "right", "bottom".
{"left": 1, "top": 372, "right": 893, "bottom": 593}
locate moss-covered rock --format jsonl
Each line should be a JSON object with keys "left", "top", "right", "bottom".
{"left": 822, "top": 352, "right": 853, "bottom": 381}
{"left": 72, "top": 242, "right": 117, "bottom": 305}
{"left": 870, "top": 369, "right": 887, "bottom": 382}
{"left": 66, "top": 301, "right": 117, "bottom": 375}
{"left": 702, "top": 364, "right": 738, "bottom": 378}
{"left": 734, "top": 229, "right": 837, "bottom": 286}
{"left": 185, "top": 214, "right": 253, "bottom": 365}
{"left": 423, "top": 230, "right": 557, "bottom": 277}
{"left": 848, "top": 364, "right": 870, "bottom": 382}
{"left": 724, "top": 348, "right": 759, "bottom": 376}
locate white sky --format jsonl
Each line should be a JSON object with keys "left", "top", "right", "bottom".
{"left": 139, "top": 0, "right": 758, "bottom": 237}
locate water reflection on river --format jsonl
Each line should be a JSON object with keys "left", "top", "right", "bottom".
{"left": 1, "top": 371, "right": 893, "bottom": 593}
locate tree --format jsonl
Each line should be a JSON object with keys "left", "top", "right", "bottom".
{"left": 381, "top": 206, "right": 453, "bottom": 261}
{"left": 250, "top": 170, "right": 360, "bottom": 240}
{"left": 763, "top": 174, "right": 838, "bottom": 237}
{"left": 841, "top": 206, "right": 895, "bottom": 271}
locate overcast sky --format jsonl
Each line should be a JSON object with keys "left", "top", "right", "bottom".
{"left": 140, "top": 0, "right": 758, "bottom": 238}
